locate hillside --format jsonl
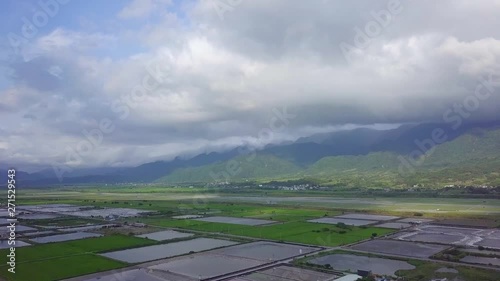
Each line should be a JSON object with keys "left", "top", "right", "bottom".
{"left": 156, "top": 154, "right": 301, "bottom": 183}
{"left": 156, "top": 127, "right": 500, "bottom": 187}
{"left": 8, "top": 123, "right": 500, "bottom": 187}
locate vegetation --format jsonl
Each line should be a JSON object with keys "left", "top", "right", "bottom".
{"left": 155, "top": 128, "right": 500, "bottom": 187}
{"left": 0, "top": 235, "right": 154, "bottom": 281}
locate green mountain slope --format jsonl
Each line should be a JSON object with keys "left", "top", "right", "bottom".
{"left": 156, "top": 128, "right": 500, "bottom": 187}
{"left": 156, "top": 154, "right": 301, "bottom": 183}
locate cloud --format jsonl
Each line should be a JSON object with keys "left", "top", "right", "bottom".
{"left": 1, "top": 0, "right": 500, "bottom": 169}
{"left": 117, "top": 0, "right": 172, "bottom": 19}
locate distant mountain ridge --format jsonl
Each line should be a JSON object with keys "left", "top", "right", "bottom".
{"left": 4, "top": 122, "right": 500, "bottom": 187}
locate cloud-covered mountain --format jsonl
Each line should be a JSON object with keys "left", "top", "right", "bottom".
{"left": 5, "top": 123, "right": 500, "bottom": 187}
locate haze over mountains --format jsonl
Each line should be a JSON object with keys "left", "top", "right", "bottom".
{"left": 5, "top": 122, "right": 500, "bottom": 187}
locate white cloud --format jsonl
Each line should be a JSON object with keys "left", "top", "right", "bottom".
{"left": 118, "top": 0, "right": 172, "bottom": 19}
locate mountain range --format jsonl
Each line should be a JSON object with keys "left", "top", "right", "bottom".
{"left": 3, "top": 122, "right": 500, "bottom": 188}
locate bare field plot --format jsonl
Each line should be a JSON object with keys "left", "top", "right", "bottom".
{"left": 308, "top": 217, "right": 376, "bottom": 226}
{"left": 351, "top": 239, "right": 448, "bottom": 258}
{"left": 193, "top": 216, "right": 276, "bottom": 226}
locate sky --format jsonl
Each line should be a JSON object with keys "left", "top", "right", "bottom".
{"left": 1, "top": 0, "right": 500, "bottom": 171}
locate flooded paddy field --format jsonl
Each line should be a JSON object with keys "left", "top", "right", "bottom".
{"left": 0, "top": 240, "right": 31, "bottom": 249}
{"left": 101, "top": 237, "right": 238, "bottom": 263}
{"left": 193, "top": 216, "right": 276, "bottom": 226}
{"left": 30, "top": 232, "right": 102, "bottom": 243}
{"left": 21, "top": 230, "right": 56, "bottom": 237}
{"left": 309, "top": 253, "right": 415, "bottom": 276}
{"left": 336, "top": 214, "right": 400, "bottom": 221}
{"left": 18, "top": 213, "right": 62, "bottom": 220}
{"left": 351, "top": 239, "right": 448, "bottom": 258}
{"left": 140, "top": 242, "right": 321, "bottom": 280}
{"left": 18, "top": 204, "right": 152, "bottom": 218}
{"left": 137, "top": 230, "right": 194, "bottom": 241}
{"left": 477, "top": 238, "right": 500, "bottom": 249}
{"left": 231, "top": 265, "right": 337, "bottom": 281}
{"left": 308, "top": 217, "right": 376, "bottom": 226}
{"left": 0, "top": 224, "right": 37, "bottom": 234}
{"left": 460, "top": 256, "right": 500, "bottom": 266}
{"left": 391, "top": 225, "right": 500, "bottom": 249}
{"left": 212, "top": 241, "right": 320, "bottom": 261}
{"left": 376, "top": 222, "right": 412, "bottom": 229}
{"left": 148, "top": 254, "right": 264, "bottom": 279}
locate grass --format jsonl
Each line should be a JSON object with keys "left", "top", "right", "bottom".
{"left": 0, "top": 255, "right": 126, "bottom": 281}
{"left": 0, "top": 235, "right": 155, "bottom": 281}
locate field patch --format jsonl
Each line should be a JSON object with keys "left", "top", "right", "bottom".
{"left": 309, "top": 253, "right": 415, "bottom": 276}
{"left": 136, "top": 230, "right": 194, "bottom": 241}
{"left": 30, "top": 232, "right": 103, "bottom": 243}
{"left": 101, "top": 238, "right": 238, "bottom": 263}
{"left": 351, "top": 239, "right": 448, "bottom": 258}
{"left": 0, "top": 254, "right": 126, "bottom": 281}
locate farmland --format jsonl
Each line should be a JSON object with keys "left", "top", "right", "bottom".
{"left": 0, "top": 235, "right": 155, "bottom": 281}
{"left": 0, "top": 188, "right": 498, "bottom": 281}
